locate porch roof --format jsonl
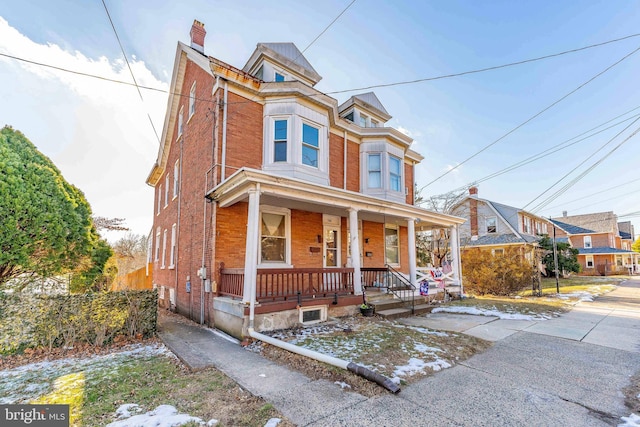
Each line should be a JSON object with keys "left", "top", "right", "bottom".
{"left": 578, "top": 247, "right": 636, "bottom": 255}
{"left": 206, "top": 168, "right": 465, "bottom": 228}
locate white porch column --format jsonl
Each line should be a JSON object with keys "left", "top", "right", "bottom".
{"left": 348, "top": 208, "right": 363, "bottom": 295}
{"left": 243, "top": 186, "right": 260, "bottom": 304}
{"left": 450, "top": 225, "right": 462, "bottom": 292}
{"left": 407, "top": 218, "right": 417, "bottom": 288}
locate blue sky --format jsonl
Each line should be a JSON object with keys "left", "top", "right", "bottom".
{"left": 1, "top": 1, "right": 639, "bottom": 239}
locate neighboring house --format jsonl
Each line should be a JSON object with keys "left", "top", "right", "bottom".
{"left": 451, "top": 187, "right": 553, "bottom": 263}
{"left": 551, "top": 212, "right": 638, "bottom": 275}
{"left": 146, "top": 21, "right": 465, "bottom": 339}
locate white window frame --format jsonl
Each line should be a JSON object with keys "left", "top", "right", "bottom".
{"left": 389, "top": 155, "right": 402, "bottom": 192}
{"left": 301, "top": 121, "right": 320, "bottom": 168}
{"left": 367, "top": 153, "right": 382, "bottom": 189}
{"left": 486, "top": 217, "right": 497, "bottom": 233}
{"left": 161, "top": 229, "right": 168, "bottom": 269}
{"left": 173, "top": 160, "right": 179, "bottom": 199}
{"left": 178, "top": 106, "right": 184, "bottom": 137}
{"left": 164, "top": 175, "right": 170, "bottom": 207}
{"left": 584, "top": 236, "right": 592, "bottom": 249}
{"left": 359, "top": 114, "right": 368, "bottom": 127}
{"left": 155, "top": 227, "right": 161, "bottom": 261}
{"left": 169, "top": 223, "right": 177, "bottom": 269}
{"left": 385, "top": 224, "right": 400, "bottom": 266}
{"left": 542, "top": 223, "right": 548, "bottom": 234}
{"left": 259, "top": 206, "right": 292, "bottom": 268}
{"left": 189, "top": 82, "right": 196, "bottom": 118}
{"left": 272, "top": 117, "right": 289, "bottom": 163}
{"left": 523, "top": 217, "right": 531, "bottom": 234}
{"left": 157, "top": 186, "right": 162, "bottom": 215}
{"left": 586, "top": 255, "right": 594, "bottom": 268}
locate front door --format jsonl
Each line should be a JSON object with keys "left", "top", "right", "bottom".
{"left": 323, "top": 225, "right": 340, "bottom": 268}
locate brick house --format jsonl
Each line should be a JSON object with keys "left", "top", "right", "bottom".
{"left": 146, "top": 21, "right": 465, "bottom": 339}
{"left": 451, "top": 187, "right": 553, "bottom": 263}
{"left": 551, "top": 212, "right": 638, "bottom": 275}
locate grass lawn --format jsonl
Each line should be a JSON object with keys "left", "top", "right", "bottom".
{"left": 441, "top": 276, "right": 622, "bottom": 318}
{"left": 1, "top": 343, "right": 292, "bottom": 427}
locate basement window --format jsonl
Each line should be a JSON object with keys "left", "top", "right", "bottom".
{"left": 299, "top": 306, "right": 327, "bottom": 325}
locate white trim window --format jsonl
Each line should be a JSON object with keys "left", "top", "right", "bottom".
{"left": 385, "top": 224, "right": 400, "bottom": 266}
{"left": 523, "top": 216, "right": 531, "bottom": 234}
{"left": 486, "top": 217, "right": 497, "bottom": 233}
{"left": 164, "top": 175, "right": 170, "bottom": 207}
{"left": 157, "top": 186, "right": 162, "bottom": 215}
{"left": 189, "top": 82, "right": 196, "bottom": 118}
{"left": 259, "top": 206, "right": 291, "bottom": 266}
{"left": 161, "top": 229, "right": 168, "bottom": 269}
{"left": 359, "top": 114, "right": 368, "bottom": 127}
{"left": 273, "top": 119, "right": 288, "bottom": 162}
{"left": 542, "top": 223, "right": 548, "bottom": 234}
{"left": 389, "top": 155, "right": 401, "bottom": 192}
{"left": 155, "top": 227, "right": 161, "bottom": 261}
{"left": 586, "top": 255, "right": 594, "bottom": 268}
{"left": 169, "top": 223, "right": 177, "bottom": 269}
{"left": 178, "top": 106, "right": 184, "bottom": 137}
{"left": 584, "top": 236, "right": 592, "bottom": 249}
{"left": 173, "top": 160, "right": 179, "bottom": 199}
{"left": 301, "top": 122, "right": 319, "bottom": 168}
{"left": 368, "top": 154, "right": 382, "bottom": 189}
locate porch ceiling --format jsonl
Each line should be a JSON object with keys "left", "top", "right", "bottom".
{"left": 206, "top": 168, "right": 465, "bottom": 229}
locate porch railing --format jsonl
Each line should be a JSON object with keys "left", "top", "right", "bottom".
{"left": 385, "top": 264, "right": 416, "bottom": 314}
{"left": 219, "top": 264, "right": 354, "bottom": 302}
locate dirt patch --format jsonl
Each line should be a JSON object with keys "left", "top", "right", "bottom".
{"left": 623, "top": 371, "right": 640, "bottom": 413}
{"left": 249, "top": 315, "right": 491, "bottom": 395}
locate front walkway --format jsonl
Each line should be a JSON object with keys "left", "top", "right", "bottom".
{"left": 158, "top": 280, "right": 640, "bottom": 426}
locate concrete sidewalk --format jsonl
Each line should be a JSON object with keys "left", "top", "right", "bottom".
{"left": 158, "top": 280, "right": 640, "bottom": 426}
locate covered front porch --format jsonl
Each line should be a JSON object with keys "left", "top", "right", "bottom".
{"left": 207, "top": 168, "right": 465, "bottom": 336}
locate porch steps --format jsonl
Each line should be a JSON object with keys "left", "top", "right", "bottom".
{"left": 366, "top": 292, "right": 436, "bottom": 320}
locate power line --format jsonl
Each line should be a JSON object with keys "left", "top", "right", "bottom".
{"left": 527, "top": 119, "right": 640, "bottom": 213}
{"left": 101, "top": 0, "right": 161, "bottom": 143}
{"left": 545, "top": 176, "right": 640, "bottom": 211}
{"left": 324, "top": 32, "right": 640, "bottom": 95}
{"left": 301, "top": 0, "right": 356, "bottom": 54}
{"left": 418, "top": 43, "right": 640, "bottom": 192}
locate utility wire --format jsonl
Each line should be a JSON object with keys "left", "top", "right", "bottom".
{"left": 546, "top": 184, "right": 640, "bottom": 216}
{"left": 545, "top": 176, "right": 640, "bottom": 211}
{"left": 301, "top": 0, "right": 356, "bottom": 54}
{"left": 3, "top": 32, "right": 639, "bottom": 108}
{"left": 418, "top": 44, "right": 640, "bottom": 192}
{"left": 526, "top": 119, "right": 640, "bottom": 213}
{"left": 101, "top": 0, "right": 161, "bottom": 143}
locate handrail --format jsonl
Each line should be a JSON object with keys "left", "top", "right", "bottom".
{"left": 385, "top": 264, "right": 416, "bottom": 314}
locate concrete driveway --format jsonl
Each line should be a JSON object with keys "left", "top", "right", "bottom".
{"left": 313, "top": 280, "right": 640, "bottom": 426}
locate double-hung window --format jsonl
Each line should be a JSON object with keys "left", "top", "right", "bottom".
{"left": 584, "top": 236, "right": 592, "bottom": 249}
{"left": 486, "top": 217, "right": 497, "bottom": 233}
{"left": 368, "top": 154, "right": 381, "bottom": 188}
{"left": 189, "top": 82, "right": 196, "bottom": 117}
{"left": 586, "top": 255, "right": 594, "bottom": 268}
{"left": 260, "top": 207, "right": 291, "bottom": 265}
{"left": 173, "top": 160, "right": 179, "bottom": 199}
{"left": 178, "top": 107, "right": 184, "bottom": 136}
{"left": 161, "top": 229, "right": 167, "bottom": 269}
{"left": 155, "top": 227, "right": 161, "bottom": 261}
{"left": 301, "top": 123, "right": 319, "bottom": 168}
{"left": 274, "top": 120, "right": 287, "bottom": 162}
{"left": 169, "top": 224, "right": 176, "bottom": 268}
{"left": 389, "top": 155, "right": 401, "bottom": 192}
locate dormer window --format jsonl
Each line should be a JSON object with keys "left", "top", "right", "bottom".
{"left": 275, "top": 72, "right": 285, "bottom": 82}
{"left": 360, "top": 142, "right": 404, "bottom": 203}
{"left": 344, "top": 111, "right": 354, "bottom": 122}
{"left": 371, "top": 119, "right": 379, "bottom": 127}
{"left": 255, "top": 65, "right": 264, "bottom": 80}
{"left": 360, "top": 114, "right": 368, "bottom": 127}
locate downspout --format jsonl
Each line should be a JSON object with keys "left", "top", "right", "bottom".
{"left": 246, "top": 240, "right": 399, "bottom": 393}
{"left": 343, "top": 130, "right": 347, "bottom": 190}
{"left": 221, "top": 80, "right": 228, "bottom": 182}
{"left": 174, "top": 133, "right": 184, "bottom": 312}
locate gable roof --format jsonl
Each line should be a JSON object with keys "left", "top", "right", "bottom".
{"left": 550, "top": 219, "right": 594, "bottom": 235}
{"left": 551, "top": 212, "right": 617, "bottom": 234}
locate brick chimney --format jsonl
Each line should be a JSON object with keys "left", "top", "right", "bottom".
{"left": 469, "top": 187, "right": 478, "bottom": 237}
{"left": 190, "top": 20, "right": 206, "bottom": 54}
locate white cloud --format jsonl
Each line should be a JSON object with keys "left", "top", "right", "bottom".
{"left": 0, "top": 16, "right": 168, "bottom": 238}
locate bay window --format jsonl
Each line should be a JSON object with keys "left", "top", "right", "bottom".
{"left": 368, "top": 154, "right": 381, "bottom": 188}
{"left": 302, "top": 123, "right": 319, "bottom": 167}
{"left": 274, "top": 119, "right": 287, "bottom": 162}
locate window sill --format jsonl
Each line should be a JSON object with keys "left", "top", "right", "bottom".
{"left": 258, "top": 263, "right": 293, "bottom": 269}
{"left": 168, "top": 265, "right": 175, "bottom": 270}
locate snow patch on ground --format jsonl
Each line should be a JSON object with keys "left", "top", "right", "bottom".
{"left": 432, "top": 306, "right": 548, "bottom": 320}
{"left": 106, "top": 404, "right": 211, "bottom": 427}
{"left": 619, "top": 413, "right": 640, "bottom": 426}
{"left": 557, "top": 292, "right": 594, "bottom": 302}
{"left": 334, "top": 381, "right": 351, "bottom": 389}
{"left": 264, "top": 418, "right": 282, "bottom": 427}
{"left": 0, "top": 344, "right": 173, "bottom": 404}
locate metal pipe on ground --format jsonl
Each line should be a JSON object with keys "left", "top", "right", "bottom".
{"left": 247, "top": 328, "right": 400, "bottom": 394}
